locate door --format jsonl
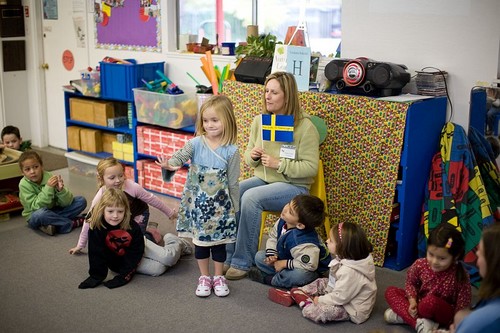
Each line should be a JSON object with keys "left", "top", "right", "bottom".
{"left": 40, "top": 0, "right": 89, "bottom": 149}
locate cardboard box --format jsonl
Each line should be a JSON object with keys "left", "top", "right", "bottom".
{"left": 70, "top": 98, "right": 94, "bottom": 123}
{"left": 124, "top": 165, "right": 135, "bottom": 180}
{"left": 112, "top": 141, "right": 123, "bottom": 152}
{"left": 80, "top": 128, "right": 102, "bottom": 153}
{"left": 123, "top": 153, "right": 134, "bottom": 162}
{"left": 137, "top": 159, "right": 187, "bottom": 198}
{"left": 136, "top": 125, "right": 193, "bottom": 157}
{"left": 67, "top": 126, "right": 83, "bottom": 150}
{"left": 113, "top": 151, "right": 124, "bottom": 160}
{"left": 93, "top": 101, "right": 115, "bottom": 126}
{"left": 122, "top": 142, "right": 134, "bottom": 154}
{"left": 101, "top": 132, "right": 117, "bottom": 153}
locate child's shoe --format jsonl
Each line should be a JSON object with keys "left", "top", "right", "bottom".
{"left": 72, "top": 215, "right": 86, "bottom": 229}
{"left": 177, "top": 237, "right": 193, "bottom": 255}
{"left": 268, "top": 288, "right": 295, "bottom": 307}
{"left": 248, "top": 267, "right": 265, "bottom": 284}
{"left": 384, "top": 308, "right": 405, "bottom": 324}
{"left": 212, "top": 275, "right": 230, "bottom": 297}
{"left": 39, "top": 225, "right": 56, "bottom": 236}
{"left": 290, "top": 287, "right": 313, "bottom": 308}
{"left": 195, "top": 275, "right": 212, "bottom": 297}
{"left": 416, "top": 318, "right": 439, "bottom": 333}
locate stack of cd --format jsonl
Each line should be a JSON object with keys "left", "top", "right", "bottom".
{"left": 415, "top": 70, "right": 448, "bottom": 96}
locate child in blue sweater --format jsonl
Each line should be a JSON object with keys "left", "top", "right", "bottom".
{"left": 248, "top": 194, "right": 331, "bottom": 288}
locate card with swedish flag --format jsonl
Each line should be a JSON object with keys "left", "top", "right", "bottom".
{"left": 262, "top": 114, "right": 294, "bottom": 142}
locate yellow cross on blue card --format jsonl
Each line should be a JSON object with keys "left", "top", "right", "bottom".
{"left": 262, "top": 114, "right": 294, "bottom": 142}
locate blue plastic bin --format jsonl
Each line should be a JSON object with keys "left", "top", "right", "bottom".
{"left": 99, "top": 59, "right": 165, "bottom": 101}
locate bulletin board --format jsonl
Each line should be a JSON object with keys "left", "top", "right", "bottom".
{"left": 95, "top": 0, "right": 161, "bottom": 52}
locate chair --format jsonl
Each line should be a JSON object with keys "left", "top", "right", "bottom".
{"left": 257, "top": 159, "right": 331, "bottom": 249}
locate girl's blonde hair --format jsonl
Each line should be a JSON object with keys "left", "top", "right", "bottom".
{"left": 263, "top": 71, "right": 303, "bottom": 126}
{"left": 96, "top": 157, "right": 124, "bottom": 188}
{"left": 89, "top": 188, "right": 131, "bottom": 230}
{"left": 195, "top": 95, "right": 237, "bottom": 145}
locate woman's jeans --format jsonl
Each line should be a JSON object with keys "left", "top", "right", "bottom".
{"left": 226, "top": 177, "right": 308, "bottom": 271}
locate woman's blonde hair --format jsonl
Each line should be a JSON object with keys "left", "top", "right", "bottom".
{"left": 89, "top": 188, "right": 131, "bottom": 230}
{"left": 96, "top": 157, "right": 124, "bottom": 188}
{"left": 263, "top": 71, "right": 303, "bottom": 125}
{"left": 195, "top": 95, "right": 237, "bottom": 145}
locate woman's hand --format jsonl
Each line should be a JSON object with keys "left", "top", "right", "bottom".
{"left": 250, "top": 147, "right": 265, "bottom": 161}
{"left": 155, "top": 156, "right": 180, "bottom": 171}
{"left": 261, "top": 153, "right": 280, "bottom": 169}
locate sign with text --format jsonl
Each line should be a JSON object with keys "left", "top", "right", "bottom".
{"left": 271, "top": 45, "right": 311, "bottom": 91}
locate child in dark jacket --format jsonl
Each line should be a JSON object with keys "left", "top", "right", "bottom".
{"left": 78, "top": 188, "right": 145, "bottom": 289}
{"left": 248, "top": 194, "right": 331, "bottom": 288}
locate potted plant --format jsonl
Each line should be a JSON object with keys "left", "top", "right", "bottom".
{"left": 235, "top": 33, "right": 281, "bottom": 60}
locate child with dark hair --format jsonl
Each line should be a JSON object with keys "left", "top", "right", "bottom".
{"left": 485, "top": 135, "right": 500, "bottom": 159}
{"left": 384, "top": 223, "right": 471, "bottom": 333}
{"left": 18, "top": 150, "right": 87, "bottom": 235}
{"left": 248, "top": 194, "right": 331, "bottom": 288}
{"left": 1, "top": 125, "right": 31, "bottom": 151}
{"left": 453, "top": 223, "right": 500, "bottom": 333}
{"left": 269, "top": 221, "right": 377, "bottom": 325}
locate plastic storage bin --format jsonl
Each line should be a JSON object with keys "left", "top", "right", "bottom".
{"left": 100, "top": 59, "right": 165, "bottom": 101}
{"left": 133, "top": 88, "right": 197, "bottom": 129}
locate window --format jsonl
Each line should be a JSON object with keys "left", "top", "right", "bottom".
{"left": 177, "top": 0, "right": 342, "bottom": 56}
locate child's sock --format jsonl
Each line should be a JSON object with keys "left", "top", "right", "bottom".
{"left": 72, "top": 215, "right": 86, "bottom": 229}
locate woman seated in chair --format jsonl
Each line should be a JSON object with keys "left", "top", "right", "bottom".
{"left": 225, "top": 71, "right": 320, "bottom": 280}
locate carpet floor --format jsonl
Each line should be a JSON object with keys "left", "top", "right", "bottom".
{"left": 0, "top": 168, "right": 478, "bottom": 333}
{"left": 32, "top": 147, "right": 68, "bottom": 171}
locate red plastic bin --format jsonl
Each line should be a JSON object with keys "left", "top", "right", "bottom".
{"left": 99, "top": 59, "right": 165, "bottom": 101}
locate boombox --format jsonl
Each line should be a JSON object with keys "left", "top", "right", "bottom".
{"left": 324, "top": 57, "right": 411, "bottom": 97}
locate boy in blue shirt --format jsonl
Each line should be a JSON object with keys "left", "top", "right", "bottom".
{"left": 248, "top": 194, "right": 331, "bottom": 288}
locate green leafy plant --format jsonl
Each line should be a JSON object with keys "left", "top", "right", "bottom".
{"left": 235, "top": 33, "right": 282, "bottom": 60}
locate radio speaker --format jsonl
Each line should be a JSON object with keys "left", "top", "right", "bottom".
{"left": 234, "top": 56, "right": 273, "bottom": 85}
{"left": 324, "top": 59, "right": 349, "bottom": 83}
